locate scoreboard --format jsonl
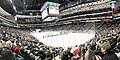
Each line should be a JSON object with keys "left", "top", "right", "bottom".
{"left": 40, "top": 2, "right": 60, "bottom": 21}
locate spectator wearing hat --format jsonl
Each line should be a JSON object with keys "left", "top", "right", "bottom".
{"left": 98, "top": 40, "right": 119, "bottom": 60}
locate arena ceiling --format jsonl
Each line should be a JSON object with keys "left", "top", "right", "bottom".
{"left": 0, "top": 0, "right": 119, "bottom": 28}
{"left": 0, "top": 0, "right": 77, "bottom": 16}
{"left": 0, "top": 0, "right": 78, "bottom": 28}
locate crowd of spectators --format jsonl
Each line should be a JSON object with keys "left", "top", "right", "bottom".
{"left": 0, "top": 21, "right": 120, "bottom": 60}
{"left": 41, "top": 22, "right": 95, "bottom": 33}
{"left": 61, "top": 7, "right": 112, "bottom": 19}
{"left": 17, "top": 18, "right": 42, "bottom": 24}
{"left": 55, "top": 21, "right": 120, "bottom": 60}
{"left": 61, "top": 0, "right": 108, "bottom": 11}
{"left": 0, "top": 25, "right": 65, "bottom": 60}
{"left": 60, "top": 0, "right": 111, "bottom": 16}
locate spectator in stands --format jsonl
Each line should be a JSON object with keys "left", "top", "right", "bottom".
{"left": 98, "top": 40, "right": 119, "bottom": 60}
{"left": 0, "top": 41, "right": 16, "bottom": 60}
{"left": 14, "top": 44, "right": 21, "bottom": 54}
{"left": 6, "top": 41, "right": 13, "bottom": 49}
{"left": 0, "top": 40, "right": 3, "bottom": 48}
{"left": 117, "top": 32, "right": 120, "bottom": 42}
{"left": 80, "top": 44, "right": 102, "bottom": 60}
{"left": 61, "top": 48, "right": 69, "bottom": 60}
{"left": 20, "top": 47, "right": 33, "bottom": 60}
{"left": 84, "top": 48, "right": 96, "bottom": 60}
